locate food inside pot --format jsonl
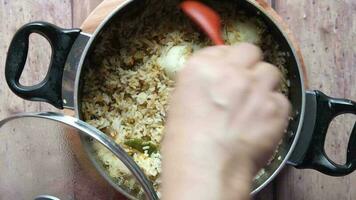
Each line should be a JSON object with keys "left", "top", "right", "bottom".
{"left": 81, "top": 0, "right": 289, "bottom": 198}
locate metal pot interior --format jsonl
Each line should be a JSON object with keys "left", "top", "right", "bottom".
{"left": 76, "top": 0, "right": 304, "bottom": 198}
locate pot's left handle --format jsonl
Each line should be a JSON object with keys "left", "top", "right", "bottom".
{"left": 288, "top": 90, "right": 356, "bottom": 176}
{"left": 5, "top": 22, "right": 81, "bottom": 109}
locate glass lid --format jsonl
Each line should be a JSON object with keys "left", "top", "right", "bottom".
{"left": 0, "top": 112, "right": 158, "bottom": 200}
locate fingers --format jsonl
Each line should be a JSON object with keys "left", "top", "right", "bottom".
{"left": 193, "top": 45, "right": 230, "bottom": 59}
{"left": 208, "top": 71, "right": 253, "bottom": 110}
{"left": 191, "top": 43, "right": 262, "bottom": 69}
{"left": 226, "top": 43, "right": 263, "bottom": 69}
{"left": 181, "top": 43, "right": 286, "bottom": 113}
{"left": 170, "top": 42, "right": 292, "bottom": 173}
{"left": 252, "top": 62, "right": 282, "bottom": 90}
{"left": 255, "top": 92, "right": 291, "bottom": 142}
{"left": 270, "top": 92, "right": 291, "bottom": 127}
{"left": 193, "top": 44, "right": 280, "bottom": 92}
{"left": 229, "top": 89, "right": 290, "bottom": 137}
{"left": 182, "top": 45, "right": 230, "bottom": 75}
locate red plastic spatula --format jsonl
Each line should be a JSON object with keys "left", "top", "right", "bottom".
{"left": 180, "top": 0, "right": 225, "bottom": 45}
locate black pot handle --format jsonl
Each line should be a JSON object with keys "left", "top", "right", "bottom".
{"left": 5, "top": 22, "right": 81, "bottom": 109}
{"left": 288, "top": 90, "right": 356, "bottom": 176}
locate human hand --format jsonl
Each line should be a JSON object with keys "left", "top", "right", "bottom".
{"left": 162, "top": 43, "right": 291, "bottom": 200}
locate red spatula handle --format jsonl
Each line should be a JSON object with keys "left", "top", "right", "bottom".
{"left": 180, "top": 1, "right": 224, "bottom": 45}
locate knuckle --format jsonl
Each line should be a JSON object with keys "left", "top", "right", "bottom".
{"left": 274, "top": 93, "right": 291, "bottom": 115}
{"left": 271, "top": 64, "right": 282, "bottom": 76}
{"left": 235, "top": 42, "right": 260, "bottom": 53}
{"left": 231, "top": 74, "right": 253, "bottom": 93}
{"left": 234, "top": 43, "right": 262, "bottom": 57}
{"left": 195, "top": 46, "right": 227, "bottom": 57}
{"left": 256, "top": 62, "right": 281, "bottom": 78}
{"left": 180, "top": 58, "right": 205, "bottom": 76}
{"left": 238, "top": 76, "right": 252, "bottom": 89}
{"left": 210, "top": 70, "right": 253, "bottom": 98}
{"left": 263, "top": 99, "right": 278, "bottom": 116}
{"left": 212, "top": 65, "right": 235, "bottom": 81}
{"left": 265, "top": 62, "right": 281, "bottom": 75}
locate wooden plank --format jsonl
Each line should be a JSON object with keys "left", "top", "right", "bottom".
{"left": 0, "top": 0, "right": 123, "bottom": 199}
{"left": 274, "top": 1, "right": 356, "bottom": 200}
{"left": 254, "top": 183, "right": 275, "bottom": 200}
{"left": 72, "top": 0, "right": 103, "bottom": 27}
{"left": 8, "top": 1, "right": 354, "bottom": 200}
{"left": 0, "top": 1, "right": 72, "bottom": 116}
{"left": 0, "top": 0, "right": 70, "bottom": 198}
{"left": 265, "top": 0, "right": 274, "bottom": 7}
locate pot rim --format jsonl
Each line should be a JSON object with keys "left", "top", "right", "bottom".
{"left": 244, "top": 0, "right": 306, "bottom": 195}
{"left": 74, "top": 1, "right": 139, "bottom": 199}
{"left": 73, "top": 0, "right": 306, "bottom": 197}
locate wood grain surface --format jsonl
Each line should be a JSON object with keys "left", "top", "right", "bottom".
{"left": 274, "top": 1, "right": 356, "bottom": 200}
{"left": 0, "top": 0, "right": 355, "bottom": 200}
{"left": 0, "top": 0, "right": 72, "bottom": 118}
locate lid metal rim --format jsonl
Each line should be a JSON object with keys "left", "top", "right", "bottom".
{"left": 0, "top": 112, "right": 158, "bottom": 200}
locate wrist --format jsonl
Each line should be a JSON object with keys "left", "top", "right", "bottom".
{"left": 162, "top": 137, "right": 255, "bottom": 200}
{"left": 219, "top": 152, "right": 255, "bottom": 200}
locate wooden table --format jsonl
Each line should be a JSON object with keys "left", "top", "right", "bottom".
{"left": 0, "top": 0, "right": 355, "bottom": 199}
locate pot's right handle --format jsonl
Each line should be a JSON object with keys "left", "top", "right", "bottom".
{"left": 5, "top": 22, "right": 81, "bottom": 109}
{"left": 288, "top": 90, "right": 356, "bottom": 176}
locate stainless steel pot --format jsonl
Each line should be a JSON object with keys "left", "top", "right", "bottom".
{"left": 4, "top": 0, "right": 356, "bottom": 199}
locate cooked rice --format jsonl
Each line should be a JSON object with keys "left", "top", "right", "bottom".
{"left": 81, "top": 0, "right": 289, "bottom": 198}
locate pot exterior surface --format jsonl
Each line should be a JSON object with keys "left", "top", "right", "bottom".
{"left": 72, "top": 0, "right": 306, "bottom": 197}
